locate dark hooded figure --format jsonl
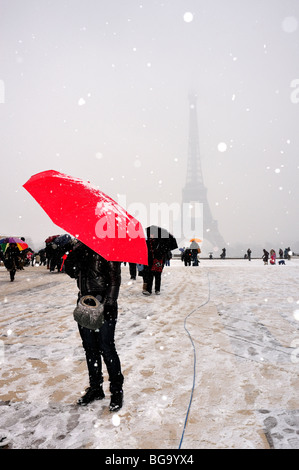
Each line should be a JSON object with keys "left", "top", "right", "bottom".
{"left": 182, "top": 248, "right": 192, "bottom": 266}
{"left": 142, "top": 235, "right": 165, "bottom": 295}
{"left": 4, "top": 243, "right": 21, "bottom": 281}
{"left": 64, "top": 241, "right": 124, "bottom": 410}
{"left": 142, "top": 226, "right": 177, "bottom": 295}
{"left": 262, "top": 249, "right": 269, "bottom": 265}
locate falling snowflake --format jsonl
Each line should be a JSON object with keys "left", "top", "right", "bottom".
{"left": 217, "top": 142, "right": 227, "bottom": 152}
{"left": 183, "top": 12, "right": 194, "bottom": 23}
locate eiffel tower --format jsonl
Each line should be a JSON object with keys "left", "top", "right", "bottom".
{"left": 181, "top": 94, "right": 225, "bottom": 253}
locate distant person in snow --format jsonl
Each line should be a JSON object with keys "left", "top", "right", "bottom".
{"left": 262, "top": 249, "right": 269, "bottom": 265}
{"left": 4, "top": 243, "right": 21, "bottom": 282}
{"left": 142, "top": 234, "right": 165, "bottom": 295}
{"left": 164, "top": 250, "right": 172, "bottom": 266}
{"left": 190, "top": 241, "right": 200, "bottom": 266}
{"left": 220, "top": 248, "right": 226, "bottom": 259}
{"left": 247, "top": 248, "right": 252, "bottom": 261}
{"left": 181, "top": 248, "right": 192, "bottom": 266}
{"left": 64, "top": 241, "right": 124, "bottom": 411}
{"left": 270, "top": 249, "right": 276, "bottom": 265}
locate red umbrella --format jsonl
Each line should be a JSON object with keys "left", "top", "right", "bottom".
{"left": 45, "top": 235, "right": 60, "bottom": 244}
{"left": 23, "top": 170, "right": 148, "bottom": 264}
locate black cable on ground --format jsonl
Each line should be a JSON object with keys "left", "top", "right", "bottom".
{"left": 178, "top": 272, "right": 211, "bottom": 449}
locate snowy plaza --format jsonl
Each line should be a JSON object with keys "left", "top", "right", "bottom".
{"left": 0, "top": 258, "right": 299, "bottom": 449}
{"left": 1, "top": 0, "right": 299, "bottom": 453}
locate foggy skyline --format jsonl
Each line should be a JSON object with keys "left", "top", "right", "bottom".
{"left": 0, "top": 0, "right": 298, "bottom": 254}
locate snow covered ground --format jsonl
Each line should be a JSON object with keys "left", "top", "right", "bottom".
{"left": 0, "top": 258, "right": 299, "bottom": 449}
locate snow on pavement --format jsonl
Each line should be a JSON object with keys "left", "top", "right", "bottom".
{"left": 0, "top": 259, "right": 299, "bottom": 449}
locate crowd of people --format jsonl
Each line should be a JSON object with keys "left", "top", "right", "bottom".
{"left": 0, "top": 236, "right": 70, "bottom": 281}
{"left": 179, "top": 245, "right": 293, "bottom": 266}
{"left": 1, "top": 238, "right": 294, "bottom": 284}
{"left": 0, "top": 238, "right": 34, "bottom": 281}
{"left": 262, "top": 247, "right": 292, "bottom": 265}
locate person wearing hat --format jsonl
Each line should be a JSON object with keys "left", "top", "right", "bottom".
{"left": 65, "top": 240, "right": 124, "bottom": 411}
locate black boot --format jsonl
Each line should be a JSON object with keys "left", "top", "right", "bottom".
{"left": 109, "top": 390, "right": 123, "bottom": 412}
{"left": 77, "top": 386, "right": 105, "bottom": 406}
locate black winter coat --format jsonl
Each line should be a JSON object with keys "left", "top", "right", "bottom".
{"left": 4, "top": 245, "right": 21, "bottom": 271}
{"left": 64, "top": 241, "right": 121, "bottom": 311}
{"left": 146, "top": 238, "right": 165, "bottom": 267}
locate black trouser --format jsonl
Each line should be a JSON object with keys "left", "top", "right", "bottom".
{"left": 146, "top": 270, "right": 162, "bottom": 293}
{"left": 191, "top": 250, "right": 198, "bottom": 266}
{"left": 10, "top": 269, "right": 16, "bottom": 281}
{"left": 78, "top": 316, "right": 123, "bottom": 393}
{"left": 129, "top": 263, "right": 137, "bottom": 279}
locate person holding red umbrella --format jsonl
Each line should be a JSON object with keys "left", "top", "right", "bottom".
{"left": 64, "top": 240, "right": 124, "bottom": 411}
{"left": 23, "top": 169, "right": 149, "bottom": 411}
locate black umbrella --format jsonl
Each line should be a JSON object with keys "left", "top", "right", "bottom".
{"left": 146, "top": 225, "right": 178, "bottom": 252}
{"left": 54, "top": 234, "right": 72, "bottom": 247}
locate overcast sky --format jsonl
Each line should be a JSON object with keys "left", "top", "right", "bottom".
{"left": 0, "top": 0, "right": 298, "bottom": 253}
